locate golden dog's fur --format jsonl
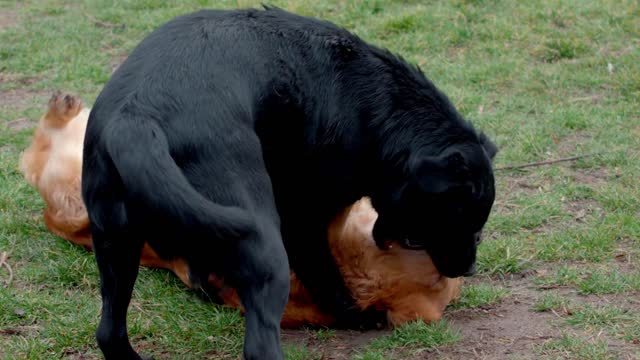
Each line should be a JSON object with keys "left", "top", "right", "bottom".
{"left": 329, "top": 198, "right": 462, "bottom": 325}
{"left": 20, "top": 92, "right": 461, "bottom": 328}
{"left": 19, "top": 92, "right": 91, "bottom": 247}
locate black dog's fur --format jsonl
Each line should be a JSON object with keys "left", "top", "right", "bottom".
{"left": 81, "top": 6, "right": 497, "bottom": 360}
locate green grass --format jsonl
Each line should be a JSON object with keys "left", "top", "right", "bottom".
{"left": 308, "top": 327, "right": 336, "bottom": 341}
{"left": 533, "top": 293, "right": 571, "bottom": 312}
{"left": 535, "top": 266, "right": 640, "bottom": 295}
{"left": 355, "top": 320, "right": 460, "bottom": 359}
{"left": 448, "top": 283, "right": 509, "bottom": 309}
{"left": 476, "top": 235, "right": 532, "bottom": 275}
{"left": 284, "top": 344, "right": 321, "bottom": 360}
{"left": 1, "top": 0, "right": 639, "bottom": 358}
{"left": 534, "top": 293, "right": 639, "bottom": 345}
{"left": 538, "top": 333, "right": 617, "bottom": 360}
{"left": 566, "top": 305, "right": 632, "bottom": 329}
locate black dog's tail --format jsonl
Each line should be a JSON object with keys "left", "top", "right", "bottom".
{"left": 104, "top": 116, "right": 253, "bottom": 240}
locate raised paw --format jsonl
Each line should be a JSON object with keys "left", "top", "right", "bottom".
{"left": 45, "top": 91, "right": 84, "bottom": 126}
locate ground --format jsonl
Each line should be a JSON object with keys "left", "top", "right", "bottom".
{"left": 0, "top": 0, "right": 639, "bottom": 359}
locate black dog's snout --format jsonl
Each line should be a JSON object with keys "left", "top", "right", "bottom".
{"left": 474, "top": 232, "right": 483, "bottom": 246}
{"left": 463, "top": 263, "right": 477, "bottom": 277}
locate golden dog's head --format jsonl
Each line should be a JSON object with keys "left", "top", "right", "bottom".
{"left": 329, "top": 197, "right": 462, "bottom": 326}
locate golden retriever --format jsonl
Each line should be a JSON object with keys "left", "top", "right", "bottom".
{"left": 20, "top": 91, "right": 461, "bottom": 328}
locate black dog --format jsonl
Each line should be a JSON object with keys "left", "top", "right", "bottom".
{"left": 82, "top": 6, "right": 497, "bottom": 360}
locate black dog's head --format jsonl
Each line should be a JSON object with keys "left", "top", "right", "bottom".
{"left": 372, "top": 132, "right": 497, "bottom": 278}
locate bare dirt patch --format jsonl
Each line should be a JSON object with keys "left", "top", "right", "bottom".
{"left": 0, "top": 89, "right": 49, "bottom": 111}
{"left": 437, "top": 306, "right": 557, "bottom": 359}
{"left": 279, "top": 276, "right": 575, "bottom": 360}
{"left": 0, "top": 72, "right": 41, "bottom": 88}
{"left": 0, "top": 324, "right": 43, "bottom": 338}
{"left": 563, "top": 167, "right": 613, "bottom": 188}
{"left": 563, "top": 198, "right": 603, "bottom": 223}
{"left": 613, "top": 240, "right": 639, "bottom": 269}
{"left": 283, "top": 327, "right": 388, "bottom": 359}
{"left": 565, "top": 91, "right": 608, "bottom": 107}
{"left": 598, "top": 43, "right": 637, "bottom": 58}
{"left": 60, "top": 348, "right": 100, "bottom": 360}
{"left": 426, "top": 278, "right": 557, "bottom": 360}
{"left": 557, "top": 131, "right": 592, "bottom": 156}
{"left": 0, "top": 9, "right": 18, "bottom": 31}
{"left": 578, "top": 292, "right": 640, "bottom": 313}
{"left": 4, "top": 117, "right": 37, "bottom": 131}
{"left": 496, "top": 173, "right": 547, "bottom": 199}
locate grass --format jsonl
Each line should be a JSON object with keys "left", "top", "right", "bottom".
{"left": 538, "top": 333, "right": 617, "bottom": 360}
{"left": 535, "top": 265, "right": 640, "bottom": 295}
{"left": 284, "top": 345, "right": 321, "bottom": 360}
{"left": 533, "top": 293, "right": 571, "bottom": 312}
{"left": 534, "top": 293, "right": 639, "bottom": 347}
{"left": 308, "top": 328, "right": 336, "bottom": 341}
{"left": 354, "top": 320, "right": 460, "bottom": 359}
{"left": 1, "top": 0, "right": 639, "bottom": 359}
{"left": 448, "top": 283, "right": 509, "bottom": 310}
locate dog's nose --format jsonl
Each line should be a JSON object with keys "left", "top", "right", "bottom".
{"left": 474, "top": 232, "right": 483, "bottom": 246}
{"left": 463, "top": 263, "right": 477, "bottom": 277}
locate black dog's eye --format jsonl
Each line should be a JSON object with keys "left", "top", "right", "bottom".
{"left": 400, "top": 237, "right": 425, "bottom": 250}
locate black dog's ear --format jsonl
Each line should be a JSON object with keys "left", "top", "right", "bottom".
{"left": 408, "top": 151, "right": 468, "bottom": 194}
{"left": 479, "top": 132, "right": 498, "bottom": 161}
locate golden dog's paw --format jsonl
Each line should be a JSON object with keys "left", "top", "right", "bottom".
{"left": 46, "top": 91, "right": 83, "bottom": 124}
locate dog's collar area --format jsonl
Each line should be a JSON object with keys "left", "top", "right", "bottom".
{"left": 399, "top": 238, "right": 426, "bottom": 250}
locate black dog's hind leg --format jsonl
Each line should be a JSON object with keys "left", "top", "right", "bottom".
{"left": 92, "top": 221, "right": 146, "bottom": 360}
{"left": 230, "top": 220, "right": 289, "bottom": 360}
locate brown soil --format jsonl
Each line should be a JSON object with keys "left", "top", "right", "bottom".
{"left": 283, "top": 328, "right": 388, "bottom": 359}
{"left": 495, "top": 172, "right": 552, "bottom": 202}
{"left": 279, "top": 277, "right": 557, "bottom": 359}
{"left": 0, "top": 89, "right": 50, "bottom": 111}
{"left": 5, "top": 117, "right": 37, "bottom": 131}
{"left": 278, "top": 270, "right": 639, "bottom": 359}
{"left": 557, "top": 131, "right": 592, "bottom": 156}
{"left": 432, "top": 282, "right": 559, "bottom": 360}
{"left": 0, "top": 9, "right": 18, "bottom": 31}
{"left": 566, "top": 167, "right": 613, "bottom": 188}
{"left": 563, "top": 198, "right": 603, "bottom": 223}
